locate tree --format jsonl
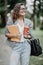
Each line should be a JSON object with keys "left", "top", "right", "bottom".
{"left": 0, "top": 0, "right": 26, "bottom": 28}
{"left": 30, "top": 0, "right": 42, "bottom": 29}
{"left": 7, "top": 0, "right": 26, "bottom": 12}
{"left": 0, "top": 0, "right": 6, "bottom": 28}
{"left": 30, "top": 0, "right": 36, "bottom": 29}
{"left": 40, "top": 0, "right": 43, "bottom": 30}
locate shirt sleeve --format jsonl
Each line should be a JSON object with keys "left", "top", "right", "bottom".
{"left": 5, "top": 26, "right": 9, "bottom": 34}
{"left": 5, "top": 18, "right": 13, "bottom": 34}
{"left": 29, "top": 22, "right": 33, "bottom": 37}
{"left": 28, "top": 19, "right": 33, "bottom": 37}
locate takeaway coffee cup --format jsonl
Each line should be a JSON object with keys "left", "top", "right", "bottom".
{"left": 23, "top": 26, "right": 29, "bottom": 35}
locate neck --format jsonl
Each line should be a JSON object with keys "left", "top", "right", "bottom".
{"left": 17, "top": 16, "right": 24, "bottom": 26}
{"left": 18, "top": 16, "right": 24, "bottom": 21}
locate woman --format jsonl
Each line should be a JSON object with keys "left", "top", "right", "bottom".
{"left": 5, "top": 3, "right": 33, "bottom": 65}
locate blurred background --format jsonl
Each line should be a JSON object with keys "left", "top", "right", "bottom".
{"left": 0, "top": 0, "right": 43, "bottom": 65}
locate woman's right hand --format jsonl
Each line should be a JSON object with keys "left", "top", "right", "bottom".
{"left": 14, "top": 33, "right": 21, "bottom": 39}
{"left": 5, "top": 33, "right": 21, "bottom": 39}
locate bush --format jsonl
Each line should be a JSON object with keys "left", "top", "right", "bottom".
{"left": 40, "top": 22, "right": 43, "bottom": 30}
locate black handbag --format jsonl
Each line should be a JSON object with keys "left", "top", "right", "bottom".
{"left": 30, "top": 38, "right": 42, "bottom": 56}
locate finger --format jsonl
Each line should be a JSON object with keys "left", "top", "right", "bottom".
{"left": 27, "top": 31, "right": 29, "bottom": 33}
{"left": 27, "top": 35, "right": 32, "bottom": 39}
{"left": 26, "top": 33, "right": 29, "bottom": 35}
{"left": 18, "top": 36, "right": 21, "bottom": 39}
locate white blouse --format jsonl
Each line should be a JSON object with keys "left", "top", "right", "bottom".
{"left": 17, "top": 22, "right": 25, "bottom": 42}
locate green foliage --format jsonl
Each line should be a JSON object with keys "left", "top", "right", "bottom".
{"left": 0, "top": 21, "right": 6, "bottom": 28}
{"left": 7, "top": 0, "right": 26, "bottom": 12}
{"left": 0, "top": 0, "right": 26, "bottom": 12}
{"left": 0, "top": 0, "right": 5, "bottom": 12}
{"left": 0, "top": 0, "right": 26, "bottom": 28}
{"left": 40, "top": 22, "right": 43, "bottom": 30}
{"left": 25, "top": 13, "right": 31, "bottom": 19}
{"left": 0, "top": 6, "right": 5, "bottom": 13}
{"left": 0, "top": 0, "right": 5, "bottom": 6}
{"left": 0, "top": 12, "right": 6, "bottom": 28}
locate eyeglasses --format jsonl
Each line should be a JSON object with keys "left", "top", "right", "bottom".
{"left": 20, "top": 7, "right": 27, "bottom": 10}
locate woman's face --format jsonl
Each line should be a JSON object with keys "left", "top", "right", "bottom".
{"left": 19, "top": 5, "right": 26, "bottom": 17}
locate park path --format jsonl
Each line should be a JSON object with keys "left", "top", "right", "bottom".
{"left": 0, "top": 34, "right": 43, "bottom": 65}
{"left": 0, "top": 35, "right": 11, "bottom": 65}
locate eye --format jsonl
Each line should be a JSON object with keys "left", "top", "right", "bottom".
{"left": 20, "top": 7, "right": 27, "bottom": 10}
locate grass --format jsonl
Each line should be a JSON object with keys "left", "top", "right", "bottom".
{"left": 0, "top": 28, "right": 5, "bottom": 35}
{"left": 0, "top": 27, "right": 43, "bottom": 65}
{"left": 30, "top": 28, "right": 43, "bottom": 65}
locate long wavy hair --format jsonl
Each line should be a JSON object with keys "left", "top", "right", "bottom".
{"left": 12, "top": 3, "right": 25, "bottom": 22}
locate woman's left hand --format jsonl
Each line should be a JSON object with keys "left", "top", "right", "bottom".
{"left": 24, "top": 34, "right": 32, "bottom": 39}
{"left": 24, "top": 30, "right": 32, "bottom": 39}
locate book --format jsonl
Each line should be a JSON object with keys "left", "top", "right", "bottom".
{"left": 7, "top": 25, "right": 20, "bottom": 42}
